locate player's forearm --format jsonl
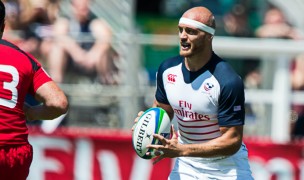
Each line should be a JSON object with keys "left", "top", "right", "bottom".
{"left": 180, "top": 127, "right": 243, "bottom": 158}
{"left": 24, "top": 104, "right": 68, "bottom": 121}
{"left": 180, "top": 138, "right": 242, "bottom": 158}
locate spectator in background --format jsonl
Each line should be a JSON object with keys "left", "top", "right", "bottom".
{"left": 291, "top": 54, "right": 304, "bottom": 93}
{"left": 47, "top": 0, "right": 120, "bottom": 85}
{"left": 18, "top": 0, "right": 60, "bottom": 61}
{"left": 223, "top": 3, "right": 254, "bottom": 37}
{"left": 290, "top": 54, "right": 304, "bottom": 138}
{"left": 255, "top": 5, "right": 303, "bottom": 39}
{"left": 2, "top": 0, "right": 60, "bottom": 61}
{"left": 18, "top": 0, "right": 59, "bottom": 27}
{"left": 255, "top": 4, "right": 304, "bottom": 138}
{"left": 2, "top": 0, "right": 20, "bottom": 42}
{"left": 2, "top": 0, "right": 39, "bottom": 55}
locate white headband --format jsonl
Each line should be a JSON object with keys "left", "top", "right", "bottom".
{"left": 179, "top": 17, "right": 215, "bottom": 35}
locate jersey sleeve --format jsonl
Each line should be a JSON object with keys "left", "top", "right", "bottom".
{"left": 155, "top": 62, "right": 170, "bottom": 105}
{"left": 25, "top": 53, "right": 52, "bottom": 94}
{"left": 217, "top": 76, "right": 245, "bottom": 126}
{"left": 32, "top": 67, "right": 52, "bottom": 92}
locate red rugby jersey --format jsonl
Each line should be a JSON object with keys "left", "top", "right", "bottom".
{"left": 0, "top": 39, "right": 51, "bottom": 145}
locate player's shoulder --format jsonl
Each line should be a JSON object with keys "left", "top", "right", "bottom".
{"left": 0, "top": 39, "right": 20, "bottom": 50}
{"left": 211, "top": 53, "right": 243, "bottom": 85}
{"left": 0, "top": 39, "right": 41, "bottom": 70}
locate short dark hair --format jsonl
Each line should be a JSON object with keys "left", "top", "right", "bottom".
{"left": 0, "top": 1, "right": 5, "bottom": 24}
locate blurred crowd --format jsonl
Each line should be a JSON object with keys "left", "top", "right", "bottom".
{"left": 223, "top": 2, "right": 304, "bottom": 139}
{"left": 2, "top": 0, "right": 121, "bottom": 85}
{"left": 2, "top": 0, "right": 123, "bottom": 132}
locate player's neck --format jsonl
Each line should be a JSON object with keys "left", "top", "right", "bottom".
{"left": 185, "top": 51, "right": 212, "bottom": 72}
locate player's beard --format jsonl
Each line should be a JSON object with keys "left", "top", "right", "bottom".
{"left": 179, "top": 43, "right": 203, "bottom": 58}
{"left": 179, "top": 35, "right": 208, "bottom": 57}
{"left": 179, "top": 44, "right": 193, "bottom": 57}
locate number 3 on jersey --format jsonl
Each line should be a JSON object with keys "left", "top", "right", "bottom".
{"left": 0, "top": 65, "right": 19, "bottom": 108}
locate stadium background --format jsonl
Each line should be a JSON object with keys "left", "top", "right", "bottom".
{"left": 15, "top": 0, "right": 304, "bottom": 179}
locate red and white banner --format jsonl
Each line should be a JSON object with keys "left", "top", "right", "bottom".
{"left": 246, "top": 137, "right": 304, "bottom": 180}
{"left": 27, "top": 127, "right": 304, "bottom": 180}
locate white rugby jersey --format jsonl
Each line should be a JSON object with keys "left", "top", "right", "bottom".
{"left": 155, "top": 52, "right": 245, "bottom": 145}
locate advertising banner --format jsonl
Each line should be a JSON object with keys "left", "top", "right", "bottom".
{"left": 27, "top": 127, "right": 304, "bottom": 180}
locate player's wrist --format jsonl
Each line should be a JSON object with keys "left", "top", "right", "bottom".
{"left": 178, "top": 144, "right": 189, "bottom": 157}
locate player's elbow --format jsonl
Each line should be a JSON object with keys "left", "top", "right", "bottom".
{"left": 224, "top": 137, "right": 243, "bottom": 156}
{"left": 57, "top": 98, "right": 69, "bottom": 115}
{"left": 47, "top": 97, "right": 69, "bottom": 117}
{"left": 219, "top": 126, "right": 244, "bottom": 156}
{"left": 230, "top": 141, "right": 242, "bottom": 155}
{"left": 56, "top": 98, "right": 69, "bottom": 115}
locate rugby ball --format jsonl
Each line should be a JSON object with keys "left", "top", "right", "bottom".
{"left": 132, "top": 107, "right": 171, "bottom": 159}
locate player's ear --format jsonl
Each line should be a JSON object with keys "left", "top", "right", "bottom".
{"left": 208, "top": 34, "right": 214, "bottom": 41}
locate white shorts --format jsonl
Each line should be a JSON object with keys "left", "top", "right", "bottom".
{"left": 168, "top": 144, "right": 253, "bottom": 180}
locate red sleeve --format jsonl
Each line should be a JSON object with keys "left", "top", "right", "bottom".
{"left": 23, "top": 52, "right": 52, "bottom": 93}
{"left": 32, "top": 67, "right": 52, "bottom": 92}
